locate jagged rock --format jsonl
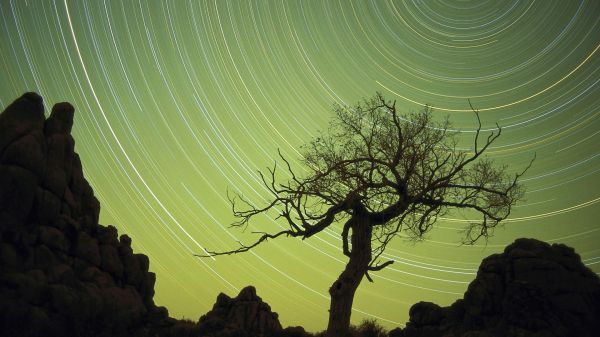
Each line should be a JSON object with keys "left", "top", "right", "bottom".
{"left": 81, "top": 180, "right": 100, "bottom": 226}
{"left": 140, "top": 272, "right": 157, "bottom": 301}
{"left": 45, "top": 102, "right": 74, "bottom": 135}
{"left": 0, "top": 93, "right": 172, "bottom": 337}
{"left": 122, "top": 251, "right": 143, "bottom": 286}
{"left": 137, "top": 253, "right": 150, "bottom": 272}
{"left": 394, "top": 238, "right": 600, "bottom": 337}
{"left": 120, "top": 234, "right": 132, "bottom": 246}
{"left": 199, "top": 286, "right": 283, "bottom": 336}
{"left": 0, "top": 92, "right": 45, "bottom": 152}
{"left": 409, "top": 302, "right": 443, "bottom": 327}
{"left": 97, "top": 224, "right": 119, "bottom": 245}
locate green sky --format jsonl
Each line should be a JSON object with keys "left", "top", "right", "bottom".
{"left": 1, "top": 0, "right": 599, "bottom": 331}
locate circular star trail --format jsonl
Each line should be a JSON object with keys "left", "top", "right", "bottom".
{"left": 1, "top": 0, "right": 599, "bottom": 331}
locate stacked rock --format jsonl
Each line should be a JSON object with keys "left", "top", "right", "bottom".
{"left": 0, "top": 93, "right": 169, "bottom": 337}
{"left": 198, "top": 286, "right": 283, "bottom": 337}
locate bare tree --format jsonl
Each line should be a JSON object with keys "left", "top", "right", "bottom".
{"left": 197, "top": 93, "right": 532, "bottom": 337}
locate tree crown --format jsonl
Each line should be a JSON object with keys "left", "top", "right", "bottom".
{"left": 199, "top": 93, "right": 531, "bottom": 263}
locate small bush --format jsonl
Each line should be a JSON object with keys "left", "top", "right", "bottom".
{"left": 313, "top": 319, "right": 388, "bottom": 337}
{"left": 353, "top": 319, "right": 388, "bottom": 337}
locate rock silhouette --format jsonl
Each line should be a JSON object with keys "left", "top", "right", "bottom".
{"left": 198, "top": 286, "right": 283, "bottom": 336}
{"left": 0, "top": 93, "right": 291, "bottom": 337}
{"left": 390, "top": 238, "right": 600, "bottom": 337}
{"left": 0, "top": 93, "right": 169, "bottom": 337}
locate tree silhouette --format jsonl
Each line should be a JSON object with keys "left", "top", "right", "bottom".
{"left": 198, "top": 94, "right": 532, "bottom": 337}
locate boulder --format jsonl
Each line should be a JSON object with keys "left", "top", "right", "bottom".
{"left": 75, "top": 232, "right": 101, "bottom": 266}
{"left": 44, "top": 102, "right": 74, "bottom": 136}
{"left": 393, "top": 238, "right": 600, "bottom": 337}
{"left": 0, "top": 165, "right": 38, "bottom": 226}
{"left": 96, "top": 224, "right": 119, "bottom": 245}
{"left": 0, "top": 131, "right": 46, "bottom": 179}
{"left": 100, "top": 244, "right": 124, "bottom": 278}
{"left": 0, "top": 92, "right": 45, "bottom": 153}
{"left": 198, "top": 286, "right": 283, "bottom": 336}
{"left": 408, "top": 302, "right": 443, "bottom": 327}
{"left": 38, "top": 225, "right": 69, "bottom": 252}
{"left": 79, "top": 266, "right": 115, "bottom": 288}
{"left": 43, "top": 134, "right": 74, "bottom": 196}
{"left": 34, "top": 244, "right": 56, "bottom": 268}
{"left": 122, "top": 251, "right": 143, "bottom": 286}
{"left": 33, "top": 188, "right": 62, "bottom": 223}
{"left": 48, "top": 263, "right": 76, "bottom": 284}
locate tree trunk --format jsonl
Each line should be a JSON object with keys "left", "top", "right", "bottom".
{"left": 326, "top": 216, "right": 372, "bottom": 337}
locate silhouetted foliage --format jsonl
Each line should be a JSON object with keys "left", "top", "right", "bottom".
{"left": 352, "top": 319, "right": 387, "bottom": 337}
{"left": 313, "top": 319, "right": 387, "bottom": 337}
{"left": 199, "top": 93, "right": 531, "bottom": 337}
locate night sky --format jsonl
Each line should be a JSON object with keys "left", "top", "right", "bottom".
{"left": 1, "top": 0, "right": 599, "bottom": 331}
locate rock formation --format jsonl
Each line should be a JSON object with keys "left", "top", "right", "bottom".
{"left": 390, "top": 238, "right": 600, "bottom": 337}
{"left": 0, "top": 93, "right": 170, "bottom": 337}
{"left": 0, "top": 92, "right": 295, "bottom": 337}
{"left": 198, "top": 286, "right": 283, "bottom": 337}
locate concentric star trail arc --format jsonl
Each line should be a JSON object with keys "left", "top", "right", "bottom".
{"left": 1, "top": 0, "right": 598, "bottom": 331}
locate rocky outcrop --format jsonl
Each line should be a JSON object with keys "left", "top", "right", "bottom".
{"left": 198, "top": 286, "right": 283, "bottom": 337}
{"left": 0, "top": 93, "right": 98, "bottom": 229}
{"left": 390, "top": 238, "right": 600, "bottom": 337}
{"left": 0, "top": 93, "right": 295, "bottom": 337}
{"left": 0, "top": 93, "right": 170, "bottom": 337}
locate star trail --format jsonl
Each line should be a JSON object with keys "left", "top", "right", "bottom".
{"left": 1, "top": 0, "right": 599, "bottom": 331}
